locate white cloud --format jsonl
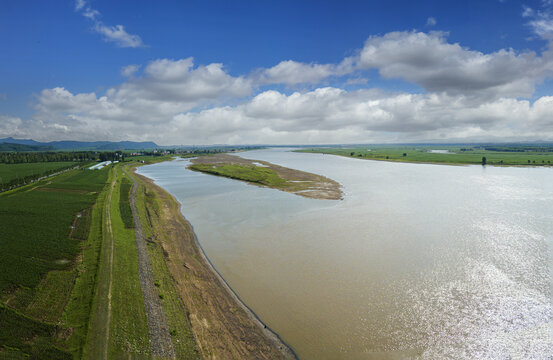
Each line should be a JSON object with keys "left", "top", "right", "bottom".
{"left": 75, "top": 0, "right": 86, "bottom": 11}
{"left": 256, "top": 60, "right": 338, "bottom": 85}
{"left": 11, "top": 29, "right": 553, "bottom": 144}
{"left": 426, "top": 17, "right": 437, "bottom": 26}
{"left": 93, "top": 23, "right": 143, "bottom": 48}
{"left": 354, "top": 31, "right": 547, "bottom": 99}
{"left": 75, "top": 0, "right": 144, "bottom": 48}
{"left": 20, "top": 81, "right": 553, "bottom": 144}
{"left": 82, "top": 7, "right": 99, "bottom": 20}
{"left": 0, "top": 116, "right": 25, "bottom": 138}
{"left": 121, "top": 64, "right": 141, "bottom": 77}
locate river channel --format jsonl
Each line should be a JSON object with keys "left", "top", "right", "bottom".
{"left": 137, "top": 148, "right": 553, "bottom": 359}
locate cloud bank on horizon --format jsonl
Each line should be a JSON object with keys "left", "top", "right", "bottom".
{"left": 3, "top": 1, "right": 553, "bottom": 145}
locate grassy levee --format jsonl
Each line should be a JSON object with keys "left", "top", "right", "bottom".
{"left": 126, "top": 163, "right": 200, "bottom": 359}
{"left": 83, "top": 165, "right": 150, "bottom": 359}
{"left": 0, "top": 167, "right": 108, "bottom": 358}
{"left": 298, "top": 146, "right": 553, "bottom": 166}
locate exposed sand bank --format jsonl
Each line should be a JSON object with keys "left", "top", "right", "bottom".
{"left": 190, "top": 153, "right": 343, "bottom": 200}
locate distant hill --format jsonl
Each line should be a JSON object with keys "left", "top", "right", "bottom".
{"left": 0, "top": 138, "right": 158, "bottom": 150}
{"left": 0, "top": 142, "right": 54, "bottom": 152}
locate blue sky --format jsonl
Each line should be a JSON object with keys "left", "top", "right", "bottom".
{"left": 1, "top": 0, "right": 553, "bottom": 144}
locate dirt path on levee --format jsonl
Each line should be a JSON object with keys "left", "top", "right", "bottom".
{"left": 124, "top": 167, "right": 176, "bottom": 358}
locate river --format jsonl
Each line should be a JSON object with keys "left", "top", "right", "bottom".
{"left": 137, "top": 148, "right": 553, "bottom": 359}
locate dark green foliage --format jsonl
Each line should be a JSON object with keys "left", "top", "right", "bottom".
{"left": 0, "top": 152, "right": 95, "bottom": 164}
{"left": 0, "top": 162, "right": 80, "bottom": 191}
{"left": 482, "top": 156, "right": 487, "bottom": 165}
{"left": 71, "top": 208, "right": 92, "bottom": 241}
{"left": 0, "top": 168, "right": 108, "bottom": 294}
{"left": 119, "top": 178, "right": 134, "bottom": 228}
{"left": 0, "top": 143, "right": 53, "bottom": 152}
{"left": 0, "top": 305, "right": 72, "bottom": 359}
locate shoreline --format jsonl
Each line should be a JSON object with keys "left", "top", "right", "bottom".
{"left": 190, "top": 153, "right": 343, "bottom": 200}
{"left": 131, "top": 164, "right": 297, "bottom": 359}
{"left": 299, "top": 150, "right": 553, "bottom": 168}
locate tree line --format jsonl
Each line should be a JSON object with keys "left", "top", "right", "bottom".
{"left": 0, "top": 151, "right": 96, "bottom": 164}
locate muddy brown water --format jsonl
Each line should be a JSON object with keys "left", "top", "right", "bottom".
{"left": 138, "top": 148, "right": 553, "bottom": 359}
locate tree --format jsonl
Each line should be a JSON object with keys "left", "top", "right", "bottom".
{"left": 481, "top": 156, "right": 487, "bottom": 165}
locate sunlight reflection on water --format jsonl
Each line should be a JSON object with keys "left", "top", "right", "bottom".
{"left": 138, "top": 149, "right": 553, "bottom": 359}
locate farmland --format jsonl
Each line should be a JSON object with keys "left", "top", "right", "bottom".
{"left": 0, "top": 162, "right": 79, "bottom": 187}
{"left": 298, "top": 145, "right": 553, "bottom": 166}
{"left": 0, "top": 166, "right": 109, "bottom": 358}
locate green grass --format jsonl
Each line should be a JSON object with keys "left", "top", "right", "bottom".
{"left": 108, "top": 166, "right": 150, "bottom": 358}
{"left": 298, "top": 145, "right": 553, "bottom": 166}
{"left": 83, "top": 165, "right": 150, "bottom": 359}
{"left": 189, "top": 163, "right": 288, "bottom": 187}
{"left": 0, "top": 162, "right": 79, "bottom": 184}
{"left": 129, "top": 165, "right": 199, "bottom": 359}
{"left": 119, "top": 178, "right": 134, "bottom": 229}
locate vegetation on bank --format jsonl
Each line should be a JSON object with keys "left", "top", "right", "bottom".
{"left": 127, "top": 165, "right": 200, "bottom": 359}
{"left": 189, "top": 153, "right": 343, "bottom": 200}
{"left": 119, "top": 177, "right": 134, "bottom": 228}
{"left": 189, "top": 163, "right": 288, "bottom": 187}
{"left": 298, "top": 145, "right": 553, "bottom": 166}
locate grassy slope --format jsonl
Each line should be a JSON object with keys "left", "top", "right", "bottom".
{"left": 128, "top": 164, "right": 199, "bottom": 359}
{"left": 298, "top": 146, "right": 553, "bottom": 165}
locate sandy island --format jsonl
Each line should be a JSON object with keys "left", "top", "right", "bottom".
{"left": 190, "top": 153, "right": 343, "bottom": 200}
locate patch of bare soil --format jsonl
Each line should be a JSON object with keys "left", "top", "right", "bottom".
{"left": 133, "top": 169, "right": 296, "bottom": 360}
{"left": 191, "top": 153, "right": 343, "bottom": 200}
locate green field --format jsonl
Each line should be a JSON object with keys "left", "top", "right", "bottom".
{"left": 0, "top": 162, "right": 79, "bottom": 184}
{"left": 0, "top": 167, "right": 109, "bottom": 358}
{"left": 189, "top": 163, "right": 287, "bottom": 187}
{"left": 298, "top": 145, "right": 553, "bottom": 166}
